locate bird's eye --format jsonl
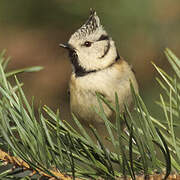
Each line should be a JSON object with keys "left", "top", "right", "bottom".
{"left": 84, "top": 41, "right": 92, "bottom": 47}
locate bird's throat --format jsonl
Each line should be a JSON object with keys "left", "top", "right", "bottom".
{"left": 69, "top": 49, "right": 120, "bottom": 77}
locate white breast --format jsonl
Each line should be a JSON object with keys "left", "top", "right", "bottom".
{"left": 69, "top": 60, "right": 138, "bottom": 124}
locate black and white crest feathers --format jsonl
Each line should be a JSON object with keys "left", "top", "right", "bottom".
{"left": 73, "top": 10, "right": 101, "bottom": 38}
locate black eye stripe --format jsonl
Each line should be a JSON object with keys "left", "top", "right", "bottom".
{"left": 98, "top": 34, "right": 109, "bottom": 41}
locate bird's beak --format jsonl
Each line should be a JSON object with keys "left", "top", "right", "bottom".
{"left": 59, "top": 43, "right": 74, "bottom": 51}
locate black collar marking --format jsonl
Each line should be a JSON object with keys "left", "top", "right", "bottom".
{"left": 68, "top": 49, "right": 91, "bottom": 77}
{"left": 71, "top": 52, "right": 120, "bottom": 77}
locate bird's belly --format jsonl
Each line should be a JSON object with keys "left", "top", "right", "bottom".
{"left": 69, "top": 63, "right": 138, "bottom": 124}
{"left": 70, "top": 89, "right": 112, "bottom": 124}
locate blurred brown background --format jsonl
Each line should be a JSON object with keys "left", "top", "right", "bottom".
{"left": 0, "top": 0, "right": 180, "bottom": 121}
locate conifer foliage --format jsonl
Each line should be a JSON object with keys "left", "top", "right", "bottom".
{"left": 0, "top": 49, "right": 179, "bottom": 179}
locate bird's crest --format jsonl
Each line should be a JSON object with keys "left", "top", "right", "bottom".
{"left": 72, "top": 9, "right": 102, "bottom": 38}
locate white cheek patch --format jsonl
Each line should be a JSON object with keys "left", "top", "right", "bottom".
{"left": 90, "top": 41, "right": 108, "bottom": 58}
{"left": 77, "top": 39, "right": 117, "bottom": 71}
{"left": 99, "top": 41, "right": 110, "bottom": 59}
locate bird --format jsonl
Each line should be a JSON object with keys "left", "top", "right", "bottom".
{"left": 60, "top": 9, "right": 138, "bottom": 128}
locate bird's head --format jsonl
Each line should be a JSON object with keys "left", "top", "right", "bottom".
{"left": 60, "top": 9, "right": 118, "bottom": 76}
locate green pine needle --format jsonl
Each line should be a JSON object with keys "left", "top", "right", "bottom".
{"left": 0, "top": 49, "right": 179, "bottom": 179}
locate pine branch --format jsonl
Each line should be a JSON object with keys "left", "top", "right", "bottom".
{"left": 0, "top": 49, "right": 180, "bottom": 179}
{"left": 0, "top": 149, "right": 80, "bottom": 179}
